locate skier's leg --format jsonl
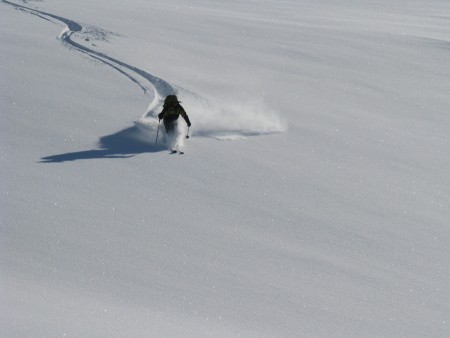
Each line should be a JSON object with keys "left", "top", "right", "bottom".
{"left": 165, "top": 121, "right": 179, "bottom": 151}
{"left": 173, "top": 121, "right": 185, "bottom": 152}
{"left": 164, "top": 120, "right": 174, "bottom": 134}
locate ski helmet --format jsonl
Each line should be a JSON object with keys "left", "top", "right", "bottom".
{"left": 164, "top": 95, "right": 179, "bottom": 105}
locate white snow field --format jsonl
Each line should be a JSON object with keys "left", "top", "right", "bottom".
{"left": 1, "top": 0, "right": 449, "bottom": 336}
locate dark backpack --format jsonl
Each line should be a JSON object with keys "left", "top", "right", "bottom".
{"left": 164, "top": 95, "right": 179, "bottom": 106}
{"left": 159, "top": 95, "right": 181, "bottom": 122}
{"left": 158, "top": 95, "right": 191, "bottom": 128}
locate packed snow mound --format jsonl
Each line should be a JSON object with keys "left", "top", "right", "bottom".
{"left": 133, "top": 117, "right": 187, "bottom": 151}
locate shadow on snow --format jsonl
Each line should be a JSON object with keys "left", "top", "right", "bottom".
{"left": 40, "top": 126, "right": 164, "bottom": 163}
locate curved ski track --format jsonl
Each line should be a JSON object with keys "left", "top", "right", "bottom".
{"left": 2, "top": 0, "right": 176, "bottom": 117}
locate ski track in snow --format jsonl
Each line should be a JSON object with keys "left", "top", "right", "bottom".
{"left": 3, "top": 0, "right": 285, "bottom": 146}
{"left": 2, "top": 0, "right": 174, "bottom": 115}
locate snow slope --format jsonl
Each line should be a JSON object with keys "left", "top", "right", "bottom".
{"left": 1, "top": 0, "right": 449, "bottom": 337}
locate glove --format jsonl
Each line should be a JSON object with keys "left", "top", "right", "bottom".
{"left": 187, "top": 122, "right": 191, "bottom": 127}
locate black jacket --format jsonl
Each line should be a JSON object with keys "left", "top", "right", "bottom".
{"left": 158, "top": 103, "right": 191, "bottom": 127}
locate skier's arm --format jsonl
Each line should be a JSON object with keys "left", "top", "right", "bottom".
{"left": 158, "top": 108, "right": 166, "bottom": 120}
{"left": 180, "top": 107, "right": 191, "bottom": 127}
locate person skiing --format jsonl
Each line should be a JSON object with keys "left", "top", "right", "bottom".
{"left": 157, "top": 95, "right": 191, "bottom": 152}
{"left": 158, "top": 95, "right": 191, "bottom": 132}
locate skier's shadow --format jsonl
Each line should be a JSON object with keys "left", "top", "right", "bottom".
{"left": 40, "top": 126, "right": 164, "bottom": 163}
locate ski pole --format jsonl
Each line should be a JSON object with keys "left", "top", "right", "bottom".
{"left": 186, "top": 127, "right": 190, "bottom": 139}
{"left": 155, "top": 119, "right": 161, "bottom": 145}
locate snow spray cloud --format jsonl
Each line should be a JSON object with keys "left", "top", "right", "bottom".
{"left": 136, "top": 87, "right": 286, "bottom": 144}
{"left": 179, "top": 93, "right": 286, "bottom": 140}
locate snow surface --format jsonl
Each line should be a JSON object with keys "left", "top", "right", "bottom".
{"left": 1, "top": 0, "right": 449, "bottom": 336}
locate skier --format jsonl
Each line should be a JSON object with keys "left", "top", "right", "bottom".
{"left": 158, "top": 95, "right": 191, "bottom": 152}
